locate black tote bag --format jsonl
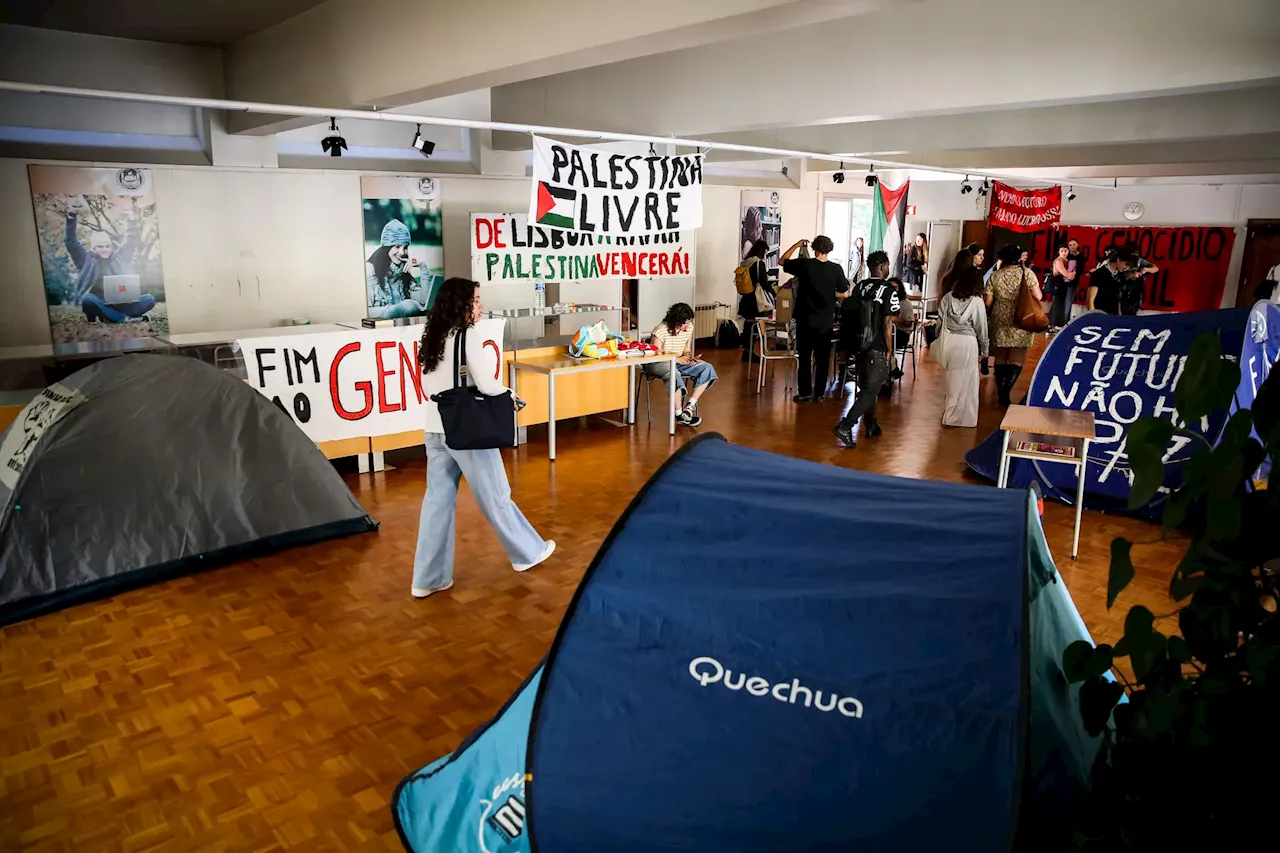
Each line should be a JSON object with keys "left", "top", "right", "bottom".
{"left": 429, "top": 328, "right": 516, "bottom": 450}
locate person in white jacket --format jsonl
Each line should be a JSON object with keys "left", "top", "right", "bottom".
{"left": 413, "top": 277, "right": 555, "bottom": 598}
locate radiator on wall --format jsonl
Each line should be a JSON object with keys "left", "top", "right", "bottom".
{"left": 694, "top": 303, "right": 731, "bottom": 339}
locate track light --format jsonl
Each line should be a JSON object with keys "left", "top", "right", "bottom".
{"left": 1066, "top": 186, "right": 1077, "bottom": 202}
{"left": 321, "top": 117, "right": 346, "bottom": 157}
{"left": 865, "top": 165, "right": 878, "bottom": 187}
{"left": 960, "top": 176, "right": 973, "bottom": 195}
{"left": 411, "top": 124, "right": 435, "bottom": 157}
{"left": 833, "top": 162, "right": 845, "bottom": 184}
{"left": 978, "top": 179, "right": 990, "bottom": 197}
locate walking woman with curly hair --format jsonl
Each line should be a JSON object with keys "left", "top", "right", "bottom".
{"left": 412, "top": 277, "right": 555, "bottom": 598}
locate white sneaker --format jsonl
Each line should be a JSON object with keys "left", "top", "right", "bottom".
{"left": 411, "top": 581, "right": 454, "bottom": 598}
{"left": 513, "top": 540, "right": 556, "bottom": 573}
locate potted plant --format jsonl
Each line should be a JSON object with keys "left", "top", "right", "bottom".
{"left": 1061, "top": 333, "right": 1279, "bottom": 850}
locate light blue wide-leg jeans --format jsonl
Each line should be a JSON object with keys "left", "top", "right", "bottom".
{"left": 412, "top": 433, "right": 547, "bottom": 590}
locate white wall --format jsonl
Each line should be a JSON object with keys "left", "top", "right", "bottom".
{"left": 0, "top": 157, "right": 818, "bottom": 347}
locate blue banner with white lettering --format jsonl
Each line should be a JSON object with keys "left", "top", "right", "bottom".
{"left": 1236, "top": 301, "right": 1280, "bottom": 481}
{"left": 967, "top": 308, "right": 1252, "bottom": 518}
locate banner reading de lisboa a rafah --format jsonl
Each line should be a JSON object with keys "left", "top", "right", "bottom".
{"left": 530, "top": 136, "right": 703, "bottom": 237}
{"left": 470, "top": 213, "right": 694, "bottom": 283}
{"left": 239, "top": 320, "right": 505, "bottom": 443}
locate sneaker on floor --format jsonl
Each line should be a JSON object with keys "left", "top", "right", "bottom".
{"left": 832, "top": 424, "right": 857, "bottom": 449}
{"left": 792, "top": 393, "right": 814, "bottom": 403}
{"left": 513, "top": 539, "right": 556, "bottom": 573}
{"left": 865, "top": 422, "right": 883, "bottom": 439}
{"left": 677, "top": 409, "right": 695, "bottom": 426}
{"left": 681, "top": 401, "right": 703, "bottom": 427}
{"left": 411, "top": 580, "right": 454, "bottom": 598}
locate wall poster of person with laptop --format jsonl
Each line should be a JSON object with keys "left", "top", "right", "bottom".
{"left": 29, "top": 165, "right": 168, "bottom": 343}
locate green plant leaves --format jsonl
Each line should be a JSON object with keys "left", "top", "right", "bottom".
{"left": 1079, "top": 677, "right": 1125, "bottom": 737}
{"left": 1062, "top": 640, "right": 1115, "bottom": 683}
{"left": 1175, "top": 334, "right": 1242, "bottom": 421}
{"left": 1126, "top": 418, "right": 1175, "bottom": 510}
{"left": 1108, "top": 538, "right": 1135, "bottom": 609}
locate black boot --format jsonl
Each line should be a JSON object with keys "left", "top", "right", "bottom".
{"left": 1006, "top": 365, "right": 1024, "bottom": 405}
{"left": 994, "top": 365, "right": 1012, "bottom": 407}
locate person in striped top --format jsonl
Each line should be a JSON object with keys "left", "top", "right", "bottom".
{"left": 643, "top": 303, "right": 717, "bottom": 427}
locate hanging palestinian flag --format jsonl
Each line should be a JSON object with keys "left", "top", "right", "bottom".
{"left": 869, "top": 180, "right": 910, "bottom": 279}
{"left": 535, "top": 182, "right": 577, "bottom": 229}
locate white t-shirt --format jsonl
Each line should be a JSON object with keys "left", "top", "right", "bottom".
{"left": 422, "top": 327, "right": 507, "bottom": 433}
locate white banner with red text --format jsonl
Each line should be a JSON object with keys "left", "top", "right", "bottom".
{"left": 238, "top": 319, "right": 505, "bottom": 443}
{"left": 470, "top": 212, "right": 695, "bottom": 284}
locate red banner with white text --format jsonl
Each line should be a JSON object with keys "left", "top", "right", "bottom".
{"left": 1004, "top": 224, "right": 1237, "bottom": 314}
{"left": 987, "top": 182, "right": 1062, "bottom": 233}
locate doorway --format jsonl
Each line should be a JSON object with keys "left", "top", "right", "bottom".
{"left": 1237, "top": 221, "right": 1280, "bottom": 307}
{"left": 821, "top": 195, "right": 874, "bottom": 280}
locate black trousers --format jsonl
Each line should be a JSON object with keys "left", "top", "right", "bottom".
{"left": 840, "top": 350, "right": 891, "bottom": 430}
{"left": 1050, "top": 283, "right": 1074, "bottom": 327}
{"left": 796, "top": 324, "right": 833, "bottom": 398}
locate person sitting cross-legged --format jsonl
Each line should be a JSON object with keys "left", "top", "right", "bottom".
{"left": 643, "top": 303, "right": 717, "bottom": 427}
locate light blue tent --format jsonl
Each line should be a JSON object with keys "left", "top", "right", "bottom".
{"left": 394, "top": 435, "right": 1102, "bottom": 852}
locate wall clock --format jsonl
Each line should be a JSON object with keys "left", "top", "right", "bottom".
{"left": 1123, "top": 201, "right": 1145, "bottom": 221}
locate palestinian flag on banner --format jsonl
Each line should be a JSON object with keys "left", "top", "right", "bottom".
{"left": 869, "top": 180, "right": 910, "bottom": 279}
{"left": 535, "top": 182, "right": 577, "bottom": 229}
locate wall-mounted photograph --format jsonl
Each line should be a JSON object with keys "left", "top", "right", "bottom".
{"left": 361, "top": 176, "right": 444, "bottom": 319}
{"left": 29, "top": 165, "right": 168, "bottom": 343}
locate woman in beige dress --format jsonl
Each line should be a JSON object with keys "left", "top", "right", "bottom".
{"left": 984, "top": 243, "right": 1043, "bottom": 406}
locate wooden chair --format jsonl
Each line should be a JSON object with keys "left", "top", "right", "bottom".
{"left": 753, "top": 287, "right": 799, "bottom": 395}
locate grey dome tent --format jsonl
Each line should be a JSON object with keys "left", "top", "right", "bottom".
{"left": 0, "top": 354, "right": 376, "bottom": 626}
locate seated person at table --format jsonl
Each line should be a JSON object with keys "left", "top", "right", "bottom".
{"left": 643, "top": 303, "right": 717, "bottom": 427}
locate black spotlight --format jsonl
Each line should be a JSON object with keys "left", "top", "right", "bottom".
{"left": 411, "top": 124, "right": 436, "bottom": 157}
{"left": 960, "top": 175, "right": 974, "bottom": 195}
{"left": 1066, "top": 186, "right": 1077, "bottom": 202}
{"left": 978, "top": 179, "right": 990, "bottom": 197}
{"left": 833, "top": 161, "right": 845, "bottom": 184}
{"left": 321, "top": 117, "right": 347, "bottom": 157}
{"left": 865, "top": 165, "right": 878, "bottom": 187}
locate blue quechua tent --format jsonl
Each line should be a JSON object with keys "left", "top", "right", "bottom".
{"left": 393, "top": 435, "right": 1101, "bottom": 852}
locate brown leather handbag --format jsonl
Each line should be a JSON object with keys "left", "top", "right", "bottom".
{"left": 1015, "top": 267, "right": 1050, "bottom": 332}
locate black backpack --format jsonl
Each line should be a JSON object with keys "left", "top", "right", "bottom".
{"left": 841, "top": 280, "right": 888, "bottom": 354}
{"left": 714, "top": 319, "right": 741, "bottom": 349}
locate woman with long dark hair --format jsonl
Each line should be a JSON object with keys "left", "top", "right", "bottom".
{"left": 367, "top": 220, "right": 429, "bottom": 319}
{"left": 905, "top": 232, "right": 929, "bottom": 292}
{"left": 850, "top": 236, "right": 866, "bottom": 283}
{"left": 412, "top": 278, "right": 554, "bottom": 598}
{"left": 938, "top": 248, "right": 973, "bottom": 298}
{"left": 936, "top": 266, "right": 988, "bottom": 427}
{"left": 738, "top": 238, "right": 774, "bottom": 361}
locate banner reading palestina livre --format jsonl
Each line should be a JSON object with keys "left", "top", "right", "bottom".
{"left": 361, "top": 176, "right": 444, "bottom": 319}
{"left": 239, "top": 319, "right": 505, "bottom": 443}
{"left": 966, "top": 307, "right": 1252, "bottom": 518}
{"left": 28, "top": 165, "right": 168, "bottom": 344}
{"left": 470, "top": 213, "right": 694, "bottom": 283}
{"left": 869, "top": 180, "right": 909, "bottom": 279}
{"left": 530, "top": 137, "right": 703, "bottom": 236}
{"left": 987, "top": 181, "right": 1061, "bottom": 233}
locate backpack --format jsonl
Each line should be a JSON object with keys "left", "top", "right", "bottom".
{"left": 734, "top": 260, "right": 757, "bottom": 295}
{"left": 842, "top": 280, "right": 889, "bottom": 354}
{"left": 714, "top": 319, "right": 741, "bottom": 349}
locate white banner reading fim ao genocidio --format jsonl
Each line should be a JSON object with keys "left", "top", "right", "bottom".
{"left": 239, "top": 320, "right": 505, "bottom": 444}
{"left": 530, "top": 136, "right": 703, "bottom": 237}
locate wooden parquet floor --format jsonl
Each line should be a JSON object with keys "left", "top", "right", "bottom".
{"left": 0, "top": 340, "right": 1184, "bottom": 851}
